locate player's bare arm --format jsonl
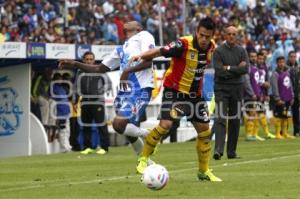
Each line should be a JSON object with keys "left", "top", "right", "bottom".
{"left": 58, "top": 60, "right": 110, "bottom": 73}
{"left": 129, "top": 48, "right": 161, "bottom": 64}
{"left": 120, "top": 60, "right": 152, "bottom": 91}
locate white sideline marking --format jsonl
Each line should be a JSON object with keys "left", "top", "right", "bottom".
{"left": 183, "top": 149, "right": 300, "bottom": 165}
{"left": 175, "top": 153, "right": 300, "bottom": 173}
{"left": 1, "top": 153, "right": 300, "bottom": 193}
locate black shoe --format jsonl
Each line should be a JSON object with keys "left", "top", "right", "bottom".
{"left": 213, "top": 153, "right": 221, "bottom": 160}
{"left": 71, "top": 147, "right": 82, "bottom": 152}
{"left": 228, "top": 155, "right": 241, "bottom": 159}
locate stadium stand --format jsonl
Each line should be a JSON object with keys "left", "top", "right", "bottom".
{"left": 0, "top": 0, "right": 300, "bottom": 49}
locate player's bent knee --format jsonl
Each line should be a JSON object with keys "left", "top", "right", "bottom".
{"left": 112, "top": 118, "right": 128, "bottom": 134}
{"left": 159, "top": 120, "right": 173, "bottom": 130}
{"left": 196, "top": 123, "right": 210, "bottom": 133}
{"left": 201, "top": 123, "right": 210, "bottom": 131}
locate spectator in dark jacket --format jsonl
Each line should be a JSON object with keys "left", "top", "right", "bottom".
{"left": 287, "top": 51, "right": 300, "bottom": 136}
{"left": 212, "top": 26, "right": 249, "bottom": 160}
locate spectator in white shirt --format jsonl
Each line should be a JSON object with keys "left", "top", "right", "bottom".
{"left": 283, "top": 11, "right": 297, "bottom": 33}
{"left": 102, "top": 0, "right": 114, "bottom": 15}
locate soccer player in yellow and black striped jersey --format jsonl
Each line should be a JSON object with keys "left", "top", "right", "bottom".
{"left": 130, "top": 17, "right": 221, "bottom": 182}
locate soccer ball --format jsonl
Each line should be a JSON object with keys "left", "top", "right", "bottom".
{"left": 141, "top": 164, "right": 169, "bottom": 190}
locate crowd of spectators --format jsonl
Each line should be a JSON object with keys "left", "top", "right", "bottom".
{"left": 0, "top": 1, "right": 300, "bottom": 61}
{"left": 0, "top": 0, "right": 300, "bottom": 42}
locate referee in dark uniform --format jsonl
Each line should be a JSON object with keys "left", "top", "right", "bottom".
{"left": 212, "top": 26, "right": 249, "bottom": 160}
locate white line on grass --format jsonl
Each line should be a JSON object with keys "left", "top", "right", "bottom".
{"left": 1, "top": 153, "right": 300, "bottom": 193}
{"left": 182, "top": 149, "right": 300, "bottom": 165}
{"left": 173, "top": 153, "right": 300, "bottom": 173}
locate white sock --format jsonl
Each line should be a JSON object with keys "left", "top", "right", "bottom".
{"left": 123, "top": 123, "right": 149, "bottom": 137}
{"left": 131, "top": 137, "right": 144, "bottom": 155}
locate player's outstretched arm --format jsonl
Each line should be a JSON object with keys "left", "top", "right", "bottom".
{"left": 58, "top": 60, "right": 110, "bottom": 73}
{"left": 129, "top": 48, "right": 161, "bottom": 64}
{"left": 126, "top": 60, "right": 152, "bottom": 73}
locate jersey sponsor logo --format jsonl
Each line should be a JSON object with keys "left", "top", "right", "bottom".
{"left": 198, "top": 60, "right": 207, "bottom": 64}
{"left": 187, "top": 67, "right": 206, "bottom": 74}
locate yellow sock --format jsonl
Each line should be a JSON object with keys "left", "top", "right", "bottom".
{"left": 244, "top": 116, "right": 254, "bottom": 137}
{"left": 142, "top": 125, "right": 168, "bottom": 157}
{"left": 274, "top": 117, "right": 282, "bottom": 137}
{"left": 282, "top": 119, "right": 288, "bottom": 136}
{"left": 196, "top": 129, "right": 211, "bottom": 172}
{"left": 253, "top": 118, "right": 259, "bottom": 136}
{"left": 259, "top": 113, "right": 270, "bottom": 135}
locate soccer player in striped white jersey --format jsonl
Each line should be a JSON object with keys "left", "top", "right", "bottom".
{"left": 59, "top": 21, "right": 155, "bottom": 156}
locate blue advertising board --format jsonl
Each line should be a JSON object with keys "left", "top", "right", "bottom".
{"left": 27, "top": 43, "right": 46, "bottom": 59}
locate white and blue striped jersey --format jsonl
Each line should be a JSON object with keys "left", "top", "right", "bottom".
{"left": 101, "top": 31, "right": 155, "bottom": 90}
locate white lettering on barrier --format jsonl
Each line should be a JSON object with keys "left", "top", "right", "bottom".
{"left": 0, "top": 42, "right": 26, "bottom": 58}
{"left": 91, "top": 45, "right": 116, "bottom": 60}
{"left": 46, "top": 43, "right": 75, "bottom": 59}
{"left": 0, "top": 42, "right": 171, "bottom": 61}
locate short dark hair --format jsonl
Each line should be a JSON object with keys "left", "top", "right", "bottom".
{"left": 260, "top": 48, "right": 268, "bottom": 52}
{"left": 288, "top": 51, "right": 296, "bottom": 56}
{"left": 82, "top": 51, "right": 95, "bottom": 59}
{"left": 276, "top": 56, "right": 285, "bottom": 63}
{"left": 257, "top": 52, "right": 264, "bottom": 57}
{"left": 197, "top": 17, "right": 216, "bottom": 32}
{"left": 248, "top": 49, "right": 257, "bottom": 55}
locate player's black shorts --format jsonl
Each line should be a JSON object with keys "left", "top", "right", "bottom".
{"left": 243, "top": 100, "right": 267, "bottom": 114}
{"left": 243, "top": 100, "right": 256, "bottom": 114}
{"left": 273, "top": 102, "right": 291, "bottom": 118}
{"left": 159, "top": 87, "right": 209, "bottom": 123}
{"left": 256, "top": 101, "right": 267, "bottom": 113}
